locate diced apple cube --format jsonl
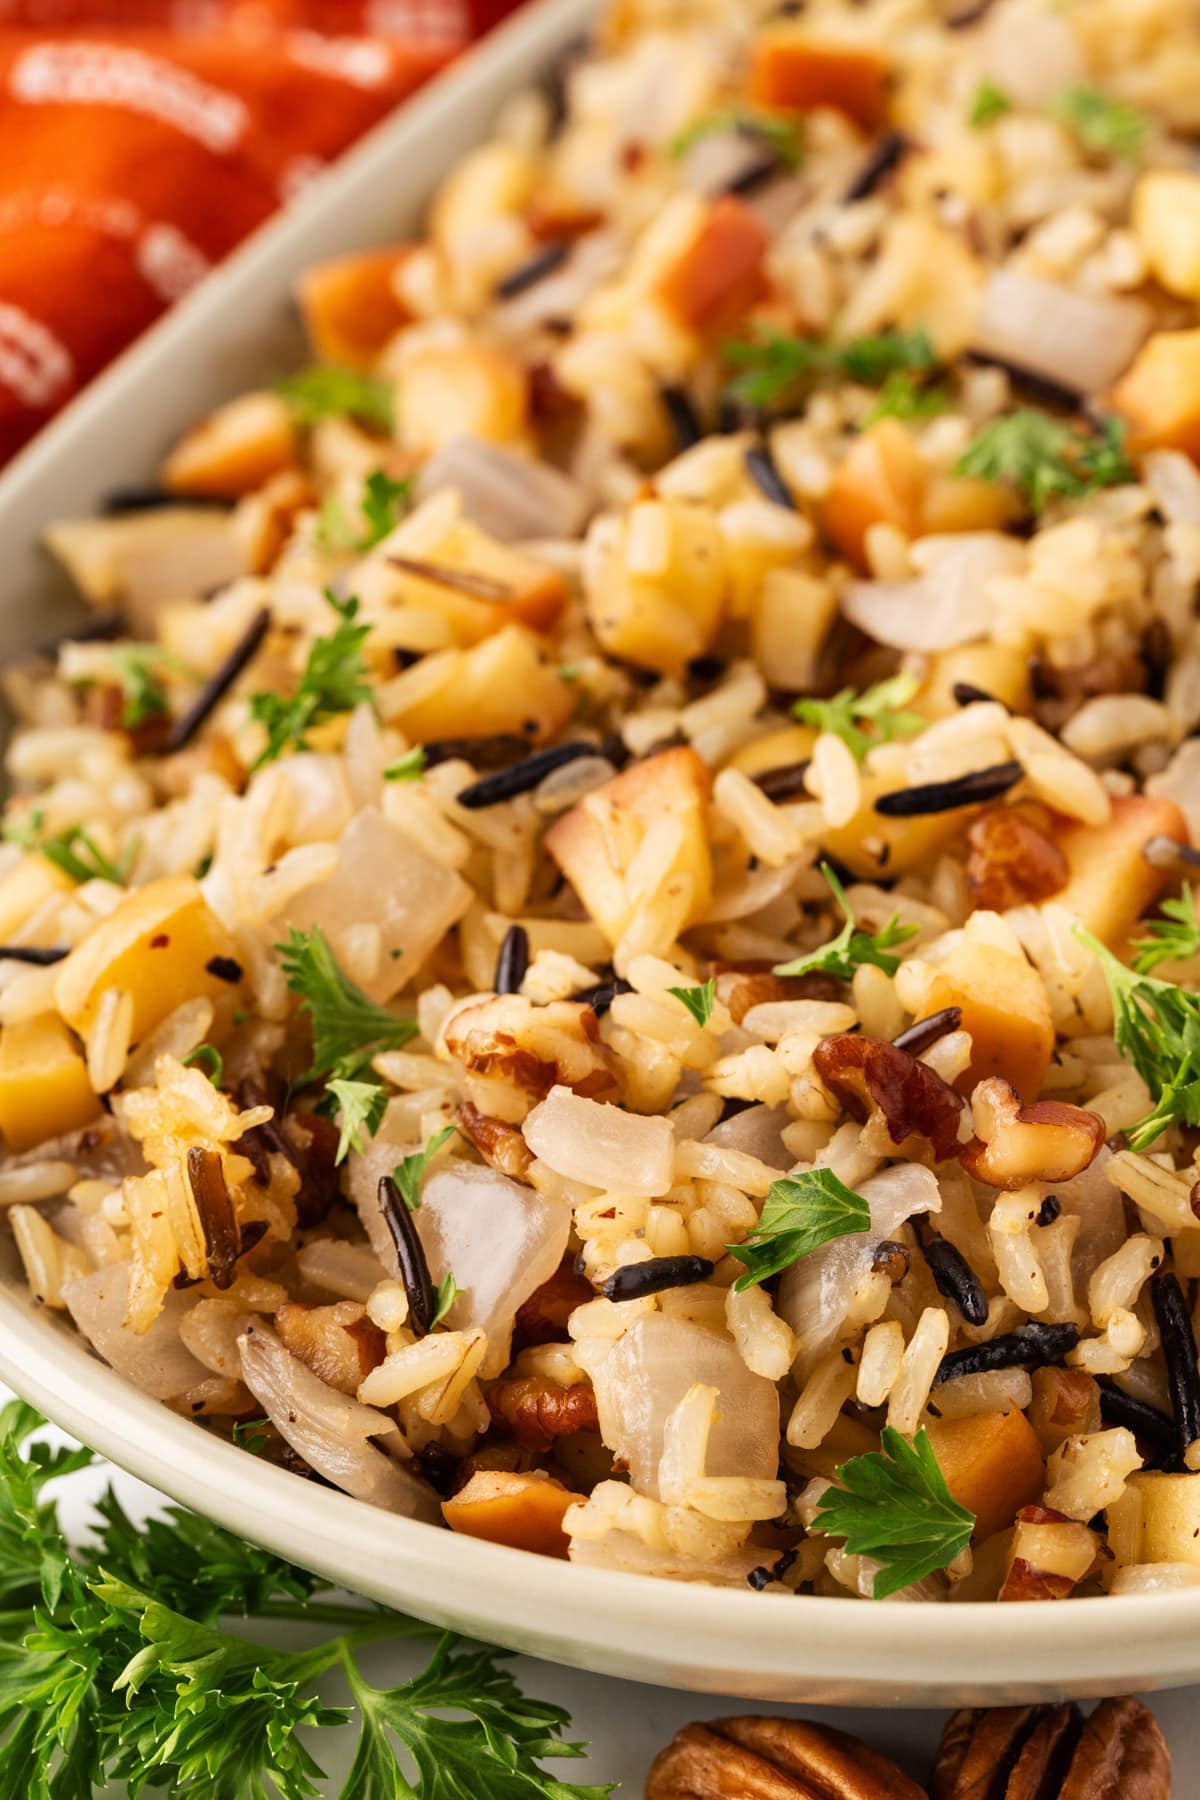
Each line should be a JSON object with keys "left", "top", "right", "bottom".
{"left": 583, "top": 498, "right": 727, "bottom": 674}
{"left": 924, "top": 1406, "right": 1045, "bottom": 1543}
{"left": 1133, "top": 171, "right": 1200, "bottom": 302}
{"left": 442, "top": 1468, "right": 581, "bottom": 1558}
{"left": 1112, "top": 328, "right": 1200, "bottom": 460}
{"left": 381, "top": 623, "right": 573, "bottom": 746}
{"left": 296, "top": 248, "right": 413, "bottom": 368}
{"left": 821, "top": 419, "right": 925, "bottom": 570}
{"left": 656, "top": 196, "right": 770, "bottom": 335}
{"left": 748, "top": 30, "right": 889, "bottom": 131}
{"left": 1053, "top": 791, "right": 1189, "bottom": 947}
{"left": 400, "top": 344, "right": 528, "bottom": 456}
{"left": 163, "top": 392, "right": 298, "bottom": 499}
{"left": 917, "top": 935, "right": 1055, "bottom": 1099}
{"left": 0, "top": 1013, "right": 100, "bottom": 1151}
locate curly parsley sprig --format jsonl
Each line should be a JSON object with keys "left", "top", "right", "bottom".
{"left": 248, "top": 589, "right": 373, "bottom": 769}
{"left": 722, "top": 327, "right": 938, "bottom": 411}
{"left": 3, "top": 809, "right": 135, "bottom": 886}
{"left": 794, "top": 672, "right": 925, "bottom": 764}
{"left": 0, "top": 1402, "right": 614, "bottom": 1800}
{"left": 774, "top": 864, "right": 918, "bottom": 982}
{"left": 278, "top": 922, "right": 418, "bottom": 1081}
{"left": 955, "top": 410, "right": 1133, "bottom": 514}
{"left": 1076, "top": 922, "right": 1200, "bottom": 1150}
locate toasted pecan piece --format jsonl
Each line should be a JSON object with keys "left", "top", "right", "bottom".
{"left": 488, "top": 1375, "right": 599, "bottom": 1451}
{"left": 647, "top": 1716, "right": 927, "bottom": 1799}
{"left": 513, "top": 1256, "right": 593, "bottom": 1350}
{"left": 274, "top": 1300, "right": 385, "bottom": 1397}
{"left": 966, "top": 808, "right": 1068, "bottom": 912}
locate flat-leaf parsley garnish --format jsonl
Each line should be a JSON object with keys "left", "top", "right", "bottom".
{"left": 1075, "top": 923, "right": 1200, "bottom": 1151}
{"left": 248, "top": 589, "right": 372, "bottom": 769}
{"left": 384, "top": 746, "right": 427, "bottom": 782}
{"left": 394, "top": 1124, "right": 458, "bottom": 1213}
{"left": 667, "top": 977, "right": 716, "bottom": 1027}
{"left": 969, "top": 78, "right": 1012, "bottom": 128}
{"left": 671, "top": 104, "right": 805, "bottom": 168}
{"left": 278, "top": 922, "right": 419, "bottom": 1081}
{"left": 277, "top": 365, "right": 395, "bottom": 432}
{"left": 793, "top": 671, "right": 925, "bottom": 763}
{"left": 3, "top": 809, "right": 134, "bottom": 887}
{"left": 774, "top": 863, "right": 918, "bottom": 982}
{"left": 319, "top": 470, "right": 413, "bottom": 553}
{"left": 327, "top": 1075, "right": 389, "bottom": 1164}
{"left": 1131, "top": 888, "right": 1200, "bottom": 975}
{"left": 729, "top": 1166, "right": 871, "bottom": 1290}
{"left": 0, "top": 1402, "right": 614, "bottom": 1799}
{"left": 955, "top": 409, "right": 1134, "bottom": 514}
{"left": 722, "top": 326, "right": 937, "bottom": 411}
{"left": 812, "top": 1426, "right": 976, "bottom": 1599}
{"left": 1054, "top": 85, "right": 1148, "bottom": 162}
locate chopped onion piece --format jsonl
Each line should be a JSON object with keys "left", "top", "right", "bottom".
{"left": 524, "top": 1085, "right": 675, "bottom": 1195}
{"left": 971, "top": 269, "right": 1149, "bottom": 397}
{"left": 417, "top": 438, "right": 589, "bottom": 543}
{"left": 62, "top": 1262, "right": 209, "bottom": 1401}
{"left": 842, "top": 533, "right": 1024, "bottom": 652}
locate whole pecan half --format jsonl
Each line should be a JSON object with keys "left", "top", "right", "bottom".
{"left": 646, "top": 1716, "right": 927, "bottom": 1799}
{"left": 932, "top": 1697, "right": 1169, "bottom": 1799}
{"left": 813, "top": 1033, "right": 965, "bottom": 1163}
{"left": 487, "top": 1374, "right": 599, "bottom": 1451}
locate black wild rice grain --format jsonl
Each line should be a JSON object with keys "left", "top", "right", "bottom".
{"left": 1036, "top": 1196, "right": 1061, "bottom": 1227}
{"left": 187, "top": 1146, "right": 240, "bottom": 1291}
{"left": 917, "top": 1227, "right": 989, "bottom": 1327}
{"left": 744, "top": 442, "right": 797, "bottom": 510}
{"left": 387, "top": 554, "right": 514, "bottom": 602}
{"left": 494, "top": 923, "right": 530, "bottom": 996}
{"left": 0, "top": 945, "right": 68, "bottom": 965}
{"left": 952, "top": 681, "right": 999, "bottom": 708}
{"left": 874, "top": 759, "right": 1023, "bottom": 817}
{"left": 416, "top": 1441, "right": 461, "bottom": 1496}
{"left": 165, "top": 606, "right": 271, "bottom": 752}
{"left": 946, "top": 0, "right": 996, "bottom": 23}
{"left": 41, "top": 611, "right": 125, "bottom": 656}
{"left": 1142, "top": 834, "right": 1200, "bottom": 874}
{"left": 100, "top": 486, "right": 231, "bottom": 516}
{"left": 1151, "top": 1270, "right": 1200, "bottom": 1464}
{"left": 1098, "top": 1380, "right": 1176, "bottom": 1453}
{"left": 494, "top": 239, "right": 570, "bottom": 299}
{"left": 422, "top": 733, "right": 532, "bottom": 770}
{"left": 891, "top": 1006, "right": 962, "bottom": 1057}
{"left": 660, "top": 384, "right": 704, "bottom": 451}
{"left": 568, "top": 976, "right": 634, "bottom": 1016}
{"left": 1142, "top": 618, "right": 1171, "bottom": 701}
{"left": 456, "top": 740, "right": 599, "bottom": 809}
{"left": 600, "top": 1255, "right": 715, "bottom": 1301}
{"left": 725, "top": 154, "right": 780, "bottom": 197}
{"left": 205, "top": 955, "right": 243, "bottom": 983}
{"left": 752, "top": 760, "right": 812, "bottom": 802}
{"left": 747, "top": 1546, "right": 798, "bottom": 1589}
{"left": 379, "top": 1173, "right": 436, "bottom": 1335}
{"left": 842, "top": 130, "right": 908, "bottom": 203}
{"left": 933, "top": 1321, "right": 1079, "bottom": 1384}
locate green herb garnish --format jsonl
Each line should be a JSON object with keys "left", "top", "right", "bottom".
{"left": 729, "top": 1166, "right": 871, "bottom": 1290}
{"left": 277, "top": 365, "right": 394, "bottom": 431}
{"left": 327, "top": 1075, "right": 388, "bottom": 1163}
{"left": 864, "top": 368, "right": 949, "bottom": 424}
{"left": 0, "top": 1401, "right": 613, "bottom": 1798}
{"left": 384, "top": 746, "right": 427, "bottom": 781}
{"left": 667, "top": 977, "right": 716, "bottom": 1027}
{"left": 969, "top": 78, "right": 1012, "bottom": 128}
{"left": 793, "top": 671, "right": 925, "bottom": 764}
{"left": 4, "top": 809, "right": 134, "bottom": 886}
{"left": 723, "top": 326, "right": 936, "bottom": 410}
{"left": 1131, "top": 889, "right": 1200, "bottom": 975}
{"left": 955, "top": 409, "right": 1134, "bottom": 514}
{"left": 671, "top": 104, "right": 805, "bottom": 168}
{"left": 812, "top": 1426, "right": 976, "bottom": 1599}
{"left": 394, "top": 1124, "right": 458, "bottom": 1213}
{"left": 278, "top": 922, "right": 419, "bottom": 1080}
{"left": 1055, "top": 84, "right": 1147, "bottom": 162}
{"left": 108, "top": 645, "right": 180, "bottom": 729}
{"left": 430, "top": 1273, "right": 460, "bottom": 1330}
{"left": 1076, "top": 924, "right": 1200, "bottom": 1150}
{"left": 320, "top": 470, "right": 413, "bottom": 553}
{"left": 230, "top": 1416, "right": 272, "bottom": 1456}
{"left": 181, "top": 1043, "right": 224, "bottom": 1086}
{"left": 774, "top": 864, "right": 919, "bottom": 982}
{"left": 248, "top": 589, "right": 372, "bottom": 769}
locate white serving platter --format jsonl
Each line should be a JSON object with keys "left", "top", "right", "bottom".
{"left": 1, "top": 0, "right": 1199, "bottom": 1707}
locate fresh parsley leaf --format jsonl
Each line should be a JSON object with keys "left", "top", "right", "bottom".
{"left": 730, "top": 1166, "right": 871, "bottom": 1290}
{"left": 320, "top": 472, "right": 413, "bottom": 554}
{"left": 230, "top": 1418, "right": 273, "bottom": 1459}
{"left": 671, "top": 104, "right": 805, "bottom": 168}
{"left": 277, "top": 922, "right": 419, "bottom": 1080}
{"left": 864, "top": 368, "right": 949, "bottom": 425}
{"left": 812, "top": 1426, "right": 976, "bottom": 1599}
{"left": 955, "top": 409, "right": 1134, "bottom": 513}
{"left": 278, "top": 365, "right": 395, "bottom": 431}
{"left": 0, "top": 1408, "right": 613, "bottom": 1800}
{"left": 108, "top": 645, "right": 179, "bottom": 729}
{"left": 384, "top": 746, "right": 427, "bottom": 781}
{"left": 1055, "top": 84, "right": 1147, "bottom": 162}
{"left": 794, "top": 671, "right": 925, "bottom": 764}
{"left": 1132, "top": 889, "right": 1200, "bottom": 975}
{"left": 327, "top": 1076, "right": 388, "bottom": 1163}
{"left": 429, "top": 1273, "right": 460, "bottom": 1332}
{"left": 667, "top": 977, "right": 716, "bottom": 1027}
{"left": 1076, "top": 924, "right": 1200, "bottom": 1150}
{"left": 180, "top": 1043, "right": 224, "bottom": 1086}
{"left": 3, "top": 810, "right": 133, "bottom": 887}
{"left": 249, "top": 589, "right": 373, "bottom": 769}
{"left": 969, "top": 78, "right": 1012, "bottom": 128}
{"left": 723, "top": 326, "right": 935, "bottom": 410}
{"left": 774, "top": 863, "right": 918, "bottom": 983}
{"left": 394, "top": 1125, "right": 457, "bottom": 1213}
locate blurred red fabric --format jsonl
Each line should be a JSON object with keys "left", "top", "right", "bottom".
{"left": 0, "top": 0, "right": 526, "bottom": 467}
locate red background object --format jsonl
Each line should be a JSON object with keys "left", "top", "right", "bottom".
{"left": 0, "top": 0, "right": 526, "bottom": 467}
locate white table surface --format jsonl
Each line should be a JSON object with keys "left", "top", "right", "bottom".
{"left": 6, "top": 1380, "right": 1194, "bottom": 1796}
